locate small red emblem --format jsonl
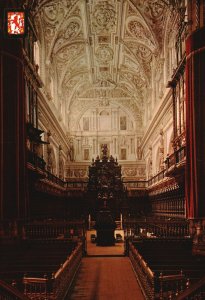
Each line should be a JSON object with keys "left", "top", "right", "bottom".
{"left": 7, "top": 11, "right": 25, "bottom": 35}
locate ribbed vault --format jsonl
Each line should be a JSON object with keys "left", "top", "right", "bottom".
{"left": 32, "top": 0, "right": 171, "bottom": 131}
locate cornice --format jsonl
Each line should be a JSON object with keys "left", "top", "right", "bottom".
{"left": 38, "top": 91, "right": 69, "bottom": 150}
{"left": 141, "top": 88, "right": 172, "bottom": 150}
{"left": 120, "top": 161, "right": 146, "bottom": 166}
{"left": 23, "top": 49, "right": 43, "bottom": 89}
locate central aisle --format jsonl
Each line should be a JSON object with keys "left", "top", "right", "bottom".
{"left": 86, "top": 230, "right": 125, "bottom": 256}
{"left": 67, "top": 257, "right": 145, "bottom": 300}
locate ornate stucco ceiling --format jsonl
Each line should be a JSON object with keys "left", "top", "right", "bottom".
{"left": 33, "top": 0, "right": 170, "bottom": 130}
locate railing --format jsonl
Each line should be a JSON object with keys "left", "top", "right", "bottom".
{"left": 27, "top": 147, "right": 186, "bottom": 192}
{"left": 165, "top": 146, "right": 186, "bottom": 170}
{"left": 27, "top": 151, "right": 88, "bottom": 191}
{"left": 52, "top": 242, "right": 82, "bottom": 299}
{"left": 148, "top": 169, "right": 166, "bottom": 187}
{"left": 66, "top": 181, "right": 88, "bottom": 190}
{"left": 147, "top": 146, "right": 186, "bottom": 187}
{"left": 0, "top": 279, "right": 29, "bottom": 300}
{"left": 24, "top": 221, "right": 85, "bottom": 239}
{"left": 128, "top": 241, "right": 189, "bottom": 300}
{"left": 128, "top": 241, "right": 154, "bottom": 300}
{"left": 23, "top": 276, "right": 49, "bottom": 299}
{"left": 158, "top": 272, "right": 186, "bottom": 299}
{"left": 175, "top": 276, "right": 205, "bottom": 300}
{"left": 123, "top": 180, "right": 148, "bottom": 189}
{"left": 27, "top": 150, "right": 46, "bottom": 170}
{"left": 123, "top": 219, "right": 189, "bottom": 238}
{"left": 23, "top": 242, "right": 83, "bottom": 300}
{"left": 151, "top": 198, "right": 185, "bottom": 218}
{"left": 46, "top": 171, "right": 65, "bottom": 188}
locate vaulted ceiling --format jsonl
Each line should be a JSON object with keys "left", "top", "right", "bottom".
{"left": 33, "top": 0, "right": 171, "bottom": 130}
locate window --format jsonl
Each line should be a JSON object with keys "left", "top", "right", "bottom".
{"left": 83, "top": 117, "right": 89, "bottom": 131}
{"left": 99, "top": 110, "right": 110, "bottom": 131}
{"left": 121, "top": 149, "right": 126, "bottom": 160}
{"left": 84, "top": 149, "right": 89, "bottom": 160}
{"left": 120, "top": 116, "right": 126, "bottom": 130}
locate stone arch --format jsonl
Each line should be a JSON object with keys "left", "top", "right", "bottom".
{"left": 99, "top": 110, "right": 110, "bottom": 116}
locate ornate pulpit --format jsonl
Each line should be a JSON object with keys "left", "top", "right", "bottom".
{"left": 87, "top": 145, "right": 124, "bottom": 245}
{"left": 87, "top": 144, "right": 124, "bottom": 214}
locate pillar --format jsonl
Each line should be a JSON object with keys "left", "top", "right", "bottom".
{"left": 185, "top": 27, "right": 205, "bottom": 218}
{"left": 0, "top": 2, "right": 28, "bottom": 236}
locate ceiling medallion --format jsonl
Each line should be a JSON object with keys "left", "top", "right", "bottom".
{"left": 96, "top": 45, "right": 113, "bottom": 63}
{"left": 92, "top": 2, "right": 116, "bottom": 33}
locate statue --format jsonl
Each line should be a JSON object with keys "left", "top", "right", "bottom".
{"left": 137, "top": 146, "right": 142, "bottom": 160}
{"left": 101, "top": 144, "right": 108, "bottom": 156}
{"left": 137, "top": 137, "right": 142, "bottom": 160}
{"left": 159, "top": 130, "right": 164, "bottom": 171}
{"left": 67, "top": 143, "right": 74, "bottom": 162}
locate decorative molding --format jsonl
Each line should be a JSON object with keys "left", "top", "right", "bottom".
{"left": 38, "top": 89, "right": 69, "bottom": 152}
{"left": 141, "top": 88, "right": 172, "bottom": 150}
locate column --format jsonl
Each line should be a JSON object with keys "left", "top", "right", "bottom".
{"left": 185, "top": 27, "right": 205, "bottom": 218}
{"left": 0, "top": 16, "right": 28, "bottom": 235}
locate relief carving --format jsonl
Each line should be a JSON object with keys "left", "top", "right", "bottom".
{"left": 133, "top": 0, "right": 168, "bottom": 48}
{"left": 92, "top": 2, "right": 116, "bottom": 33}
{"left": 137, "top": 137, "right": 143, "bottom": 160}
{"left": 124, "top": 168, "right": 138, "bottom": 177}
{"left": 96, "top": 46, "right": 113, "bottom": 64}
{"left": 53, "top": 42, "right": 84, "bottom": 60}
{"left": 67, "top": 168, "right": 87, "bottom": 178}
{"left": 63, "top": 21, "right": 81, "bottom": 39}
{"left": 124, "top": 56, "right": 140, "bottom": 73}
{"left": 138, "top": 45, "right": 153, "bottom": 62}
{"left": 134, "top": 0, "right": 165, "bottom": 19}
{"left": 43, "top": 4, "right": 60, "bottom": 23}
{"left": 33, "top": 0, "right": 171, "bottom": 162}
{"left": 128, "top": 19, "right": 151, "bottom": 40}
{"left": 74, "top": 169, "right": 87, "bottom": 178}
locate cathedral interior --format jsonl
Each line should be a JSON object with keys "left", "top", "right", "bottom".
{"left": 0, "top": 0, "right": 205, "bottom": 299}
